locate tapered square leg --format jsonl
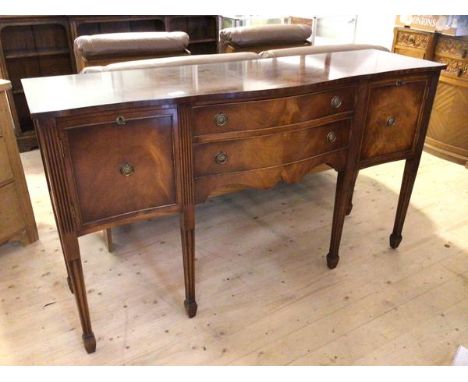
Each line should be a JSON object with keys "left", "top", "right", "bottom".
{"left": 64, "top": 237, "right": 96, "bottom": 353}
{"left": 346, "top": 170, "right": 359, "bottom": 216}
{"left": 56, "top": 233, "right": 74, "bottom": 294}
{"left": 327, "top": 170, "right": 358, "bottom": 269}
{"left": 180, "top": 206, "right": 197, "bottom": 318}
{"left": 390, "top": 158, "right": 420, "bottom": 250}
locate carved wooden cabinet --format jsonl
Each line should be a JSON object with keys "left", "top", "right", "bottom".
{"left": 0, "top": 15, "right": 220, "bottom": 152}
{"left": 22, "top": 50, "right": 444, "bottom": 353}
{"left": 393, "top": 28, "right": 437, "bottom": 59}
{"left": 393, "top": 27, "right": 468, "bottom": 166}
{"left": 0, "top": 79, "right": 38, "bottom": 246}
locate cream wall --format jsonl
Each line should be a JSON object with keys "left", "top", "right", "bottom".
{"left": 354, "top": 15, "right": 396, "bottom": 50}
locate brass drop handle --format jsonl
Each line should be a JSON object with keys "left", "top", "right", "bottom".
{"left": 116, "top": 115, "right": 126, "bottom": 125}
{"left": 327, "top": 131, "right": 337, "bottom": 143}
{"left": 214, "top": 152, "right": 228, "bottom": 165}
{"left": 120, "top": 162, "right": 135, "bottom": 176}
{"left": 386, "top": 116, "right": 397, "bottom": 127}
{"left": 214, "top": 112, "right": 228, "bottom": 127}
{"left": 330, "top": 95, "right": 342, "bottom": 109}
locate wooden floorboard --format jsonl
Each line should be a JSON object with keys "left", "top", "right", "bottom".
{"left": 0, "top": 150, "right": 466, "bottom": 365}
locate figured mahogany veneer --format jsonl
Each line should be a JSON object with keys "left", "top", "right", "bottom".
{"left": 65, "top": 110, "right": 177, "bottom": 225}
{"left": 191, "top": 86, "right": 355, "bottom": 136}
{"left": 193, "top": 120, "right": 350, "bottom": 177}
{"left": 360, "top": 76, "right": 428, "bottom": 163}
{"left": 22, "top": 50, "right": 445, "bottom": 353}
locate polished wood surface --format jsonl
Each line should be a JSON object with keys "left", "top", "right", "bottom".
{"left": 23, "top": 50, "right": 443, "bottom": 115}
{"left": 22, "top": 50, "right": 444, "bottom": 353}
{"left": 0, "top": 79, "right": 38, "bottom": 246}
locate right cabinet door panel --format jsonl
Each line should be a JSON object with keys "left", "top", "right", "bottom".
{"left": 360, "top": 77, "right": 428, "bottom": 162}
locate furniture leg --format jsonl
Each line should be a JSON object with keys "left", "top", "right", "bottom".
{"left": 326, "top": 170, "right": 357, "bottom": 269}
{"left": 65, "top": 261, "right": 74, "bottom": 294}
{"left": 55, "top": 231, "right": 74, "bottom": 294}
{"left": 64, "top": 236, "right": 96, "bottom": 353}
{"left": 346, "top": 170, "right": 359, "bottom": 216}
{"left": 389, "top": 157, "right": 421, "bottom": 249}
{"left": 180, "top": 206, "right": 197, "bottom": 318}
{"left": 103, "top": 228, "right": 113, "bottom": 252}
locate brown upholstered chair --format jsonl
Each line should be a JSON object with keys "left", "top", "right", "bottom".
{"left": 219, "top": 24, "right": 312, "bottom": 53}
{"left": 73, "top": 31, "right": 191, "bottom": 72}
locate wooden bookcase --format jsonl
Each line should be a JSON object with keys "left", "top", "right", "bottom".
{"left": 0, "top": 17, "right": 75, "bottom": 151}
{"left": 0, "top": 16, "right": 220, "bottom": 151}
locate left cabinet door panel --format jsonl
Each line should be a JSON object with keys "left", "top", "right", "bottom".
{"left": 62, "top": 109, "right": 177, "bottom": 225}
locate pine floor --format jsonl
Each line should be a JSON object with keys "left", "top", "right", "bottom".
{"left": 0, "top": 150, "right": 467, "bottom": 365}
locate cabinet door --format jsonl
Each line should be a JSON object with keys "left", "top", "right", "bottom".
{"left": 360, "top": 77, "right": 428, "bottom": 163}
{"left": 63, "top": 109, "right": 177, "bottom": 225}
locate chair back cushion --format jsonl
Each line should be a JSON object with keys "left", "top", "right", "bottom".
{"left": 220, "top": 24, "right": 312, "bottom": 52}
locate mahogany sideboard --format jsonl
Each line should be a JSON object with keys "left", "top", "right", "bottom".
{"left": 22, "top": 50, "right": 444, "bottom": 353}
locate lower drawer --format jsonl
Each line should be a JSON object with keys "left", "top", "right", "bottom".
{"left": 193, "top": 120, "right": 350, "bottom": 177}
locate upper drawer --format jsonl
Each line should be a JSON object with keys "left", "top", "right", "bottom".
{"left": 191, "top": 87, "right": 355, "bottom": 137}
{"left": 360, "top": 77, "right": 428, "bottom": 162}
{"left": 193, "top": 120, "right": 349, "bottom": 177}
{"left": 63, "top": 109, "right": 177, "bottom": 225}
